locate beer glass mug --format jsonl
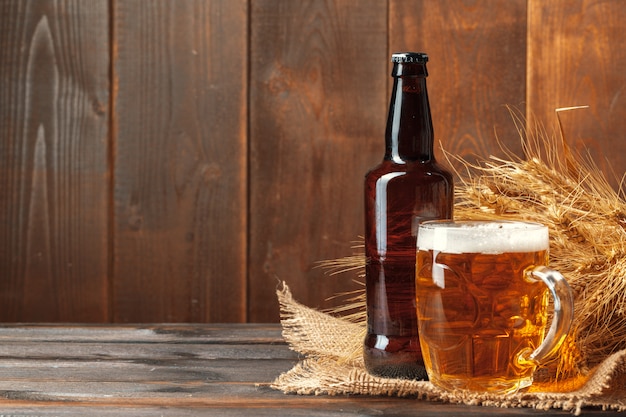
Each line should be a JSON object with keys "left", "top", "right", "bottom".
{"left": 415, "top": 220, "right": 574, "bottom": 394}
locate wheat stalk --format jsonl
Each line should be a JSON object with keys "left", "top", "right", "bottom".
{"left": 451, "top": 106, "right": 626, "bottom": 378}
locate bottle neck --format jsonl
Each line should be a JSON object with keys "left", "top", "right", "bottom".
{"left": 384, "top": 74, "right": 434, "bottom": 163}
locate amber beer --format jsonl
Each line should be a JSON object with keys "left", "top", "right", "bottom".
{"left": 415, "top": 221, "right": 573, "bottom": 393}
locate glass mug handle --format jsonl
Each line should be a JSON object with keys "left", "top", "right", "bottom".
{"left": 517, "top": 265, "right": 574, "bottom": 368}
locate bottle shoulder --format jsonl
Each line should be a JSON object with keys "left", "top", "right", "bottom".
{"left": 365, "top": 159, "right": 453, "bottom": 180}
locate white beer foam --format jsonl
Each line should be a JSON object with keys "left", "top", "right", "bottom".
{"left": 417, "top": 221, "right": 548, "bottom": 254}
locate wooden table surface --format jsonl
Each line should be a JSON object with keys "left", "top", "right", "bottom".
{"left": 0, "top": 323, "right": 618, "bottom": 416}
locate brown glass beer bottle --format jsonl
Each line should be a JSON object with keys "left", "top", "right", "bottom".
{"left": 363, "top": 52, "right": 454, "bottom": 379}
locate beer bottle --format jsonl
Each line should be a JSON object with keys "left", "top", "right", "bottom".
{"left": 363, "top": 52, "right": 454, "bottom": 379}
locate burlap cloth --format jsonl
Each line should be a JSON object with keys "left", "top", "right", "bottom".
{"left": 271, "top": 282, "right": 626, "bottom": 415}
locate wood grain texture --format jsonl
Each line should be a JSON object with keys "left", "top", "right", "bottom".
{"left": 0, "top": 324, "right": 607, "bottom": 416}
{"left": 0, "top": 0, "right": 110, "bottom": 321}
{"left": 390, "top": 0, "right": 528, "bottom": 169}
{"left": 248, "top": 0, "right": 388, "bottom": 322}
{"left": 2, "top": 1, "right": 626, "bottom": 324}
{"left": 111, "top": 0, "right": 248, "bottom": 322}
{"left": 528, "top": 0, "right": 626, "bottom": 189}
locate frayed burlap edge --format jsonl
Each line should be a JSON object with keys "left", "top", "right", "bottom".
{"left": 271, "top": 282, "right": 626, "bottom": 415}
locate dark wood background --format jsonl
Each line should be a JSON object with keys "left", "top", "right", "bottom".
{"left": 1, "top": 0, "right": 625, "bottom": 323}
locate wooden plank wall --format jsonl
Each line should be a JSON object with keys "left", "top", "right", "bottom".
{"left": 0, "top": 0, "right": 110, "bottom": 321}
{"left": 1, "top": 0, "right": 625, "bottom": 323}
